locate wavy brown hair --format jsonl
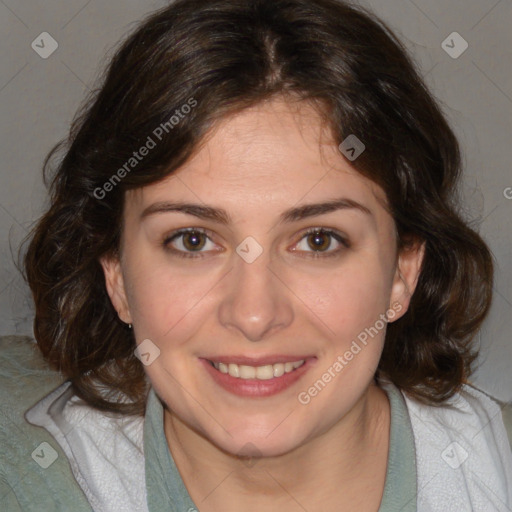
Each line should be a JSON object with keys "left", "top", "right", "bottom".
{"left": 23, "top": 0, "right": 493, "bottom": 415}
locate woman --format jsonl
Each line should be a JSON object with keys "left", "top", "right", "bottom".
{"left": 1, "top": 0, "right": 511, "bottom": 510}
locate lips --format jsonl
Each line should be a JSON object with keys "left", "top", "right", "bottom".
{"left": 200, "top": 356, "right": 317, "bottom": 397}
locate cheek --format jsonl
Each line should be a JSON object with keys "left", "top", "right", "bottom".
{"left": 123, "top": 254, "right": 218, "bottom": 342}
{"left": 301, "top": 275, "right": 381, "bottom": 317}
{"left": 294, "top": 254, "right": 392, "bottom": 341}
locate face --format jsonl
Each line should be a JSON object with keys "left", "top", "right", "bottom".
{"left": 102, "top": 97, "right": 424, "bottom": 458}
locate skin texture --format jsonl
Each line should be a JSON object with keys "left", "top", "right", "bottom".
{"left": 102, "top": 97, "right": 425, "bottom": 510}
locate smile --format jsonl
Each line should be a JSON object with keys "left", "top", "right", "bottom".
{"left": 201, "top": 357, "right": 316, "bottom": 398}
{"left": 210, "top": 360, "right": 305, "bottom": 380}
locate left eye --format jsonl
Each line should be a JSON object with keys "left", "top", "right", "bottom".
{"left": 293, "top": 229, "right": 348, "bottom": 257}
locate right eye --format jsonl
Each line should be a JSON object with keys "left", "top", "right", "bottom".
{"left": 163, "top": 228, "right": 219, "bottom": 259}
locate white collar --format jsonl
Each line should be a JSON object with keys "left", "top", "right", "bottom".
{"left": 25, "top": 381, "right": 147, "bottom": 512}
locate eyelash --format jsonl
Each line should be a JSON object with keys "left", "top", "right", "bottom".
{"left": 162, "top": 227, "right": 350, "bottom": 259}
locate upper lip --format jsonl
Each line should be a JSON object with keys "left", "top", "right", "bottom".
{"left": 203, "top": 355, "right": 316, "bottom": 366}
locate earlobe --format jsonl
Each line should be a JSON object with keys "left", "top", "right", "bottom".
{"left": 100, "top": 255, "right": 132, "bottom": 324}
{"left": 389, "top": 238, "right": 426, "bottom": 321}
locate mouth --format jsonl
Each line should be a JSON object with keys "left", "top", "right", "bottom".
{"left": 200, "top": 356, "right": 316, "bottom": 398}
{"left": 208, "top": 359, "right": 306, "bottom": 380}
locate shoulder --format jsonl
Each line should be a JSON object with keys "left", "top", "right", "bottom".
{"left": 0, "top": 335, "right": 92, "bottom": 511}
{"left": 0, "top": 335, "right": 65, "bottom": 429}
{"left": 0, "top": 334, "right": 66, "bottom": 419}
{"left": 404, "top": 382, "right": 512, "bottom": 451}
{"left": 465, "top": 383, "right": 512, "bottom": 452}
{"left": 501, "top": 400, "right": 512, "bottom": 452}
{"left": 401, "top": 382, "right": 512, "bottom": 509}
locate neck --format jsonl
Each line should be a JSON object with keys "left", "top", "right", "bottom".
{"left": 163, "top": 382, "right": 390, "bottom": 510}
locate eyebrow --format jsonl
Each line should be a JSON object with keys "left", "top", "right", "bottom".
{"left": 140, "top": 198, "right": 372, "bottom": 225}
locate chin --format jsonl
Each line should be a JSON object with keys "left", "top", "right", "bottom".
{"left": 207, "top": 422, "right": 309, "bottom": 460}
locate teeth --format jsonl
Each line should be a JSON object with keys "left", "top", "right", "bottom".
{"left": 212, "top": 360, "right": 305, "bottom": 380}
{"left": 273, "top": 364, "right": 285, "bottom": 378}
{"left": 228, "top": 363, "right": 240, "bottom": 378}
{"left": 240, "top": 365, "right": 257, "bottom": 379}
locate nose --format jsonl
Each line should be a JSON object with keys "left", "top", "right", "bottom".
{"left": 217, "top": 251, "right": 294, "bottom": 342}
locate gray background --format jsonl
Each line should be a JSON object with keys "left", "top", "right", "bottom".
{"left": 0, "top": 0, "right": 510, "bottom": 401}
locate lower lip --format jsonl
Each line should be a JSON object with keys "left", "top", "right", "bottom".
{"left": 200, "top": 358, "right": 316, "bottom": 398}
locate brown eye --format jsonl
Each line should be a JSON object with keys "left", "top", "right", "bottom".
{"left": 293, "top": 228, "right": 349, "bottom": 259}
{"left": 163, "top": 228, "right": 217, "bottom": 258}
{"left": 306, "top": 231, "right": 331, "bottom": 251}
{"left": 181, "top": 231, "right": 206, "bottom": 251}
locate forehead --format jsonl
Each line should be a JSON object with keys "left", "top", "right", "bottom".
{"left": 182, "top": 98, "right": 356, "bottom": 182}
{"left": 127, "top": 97, "right": 389, "bottom": 222}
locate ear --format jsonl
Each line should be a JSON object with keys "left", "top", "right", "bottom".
{"left": 388, "top": 236, "right": 425, "bottom": 322}
{"left": 100, "top": 254, "right": 133, "bottom": 324}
